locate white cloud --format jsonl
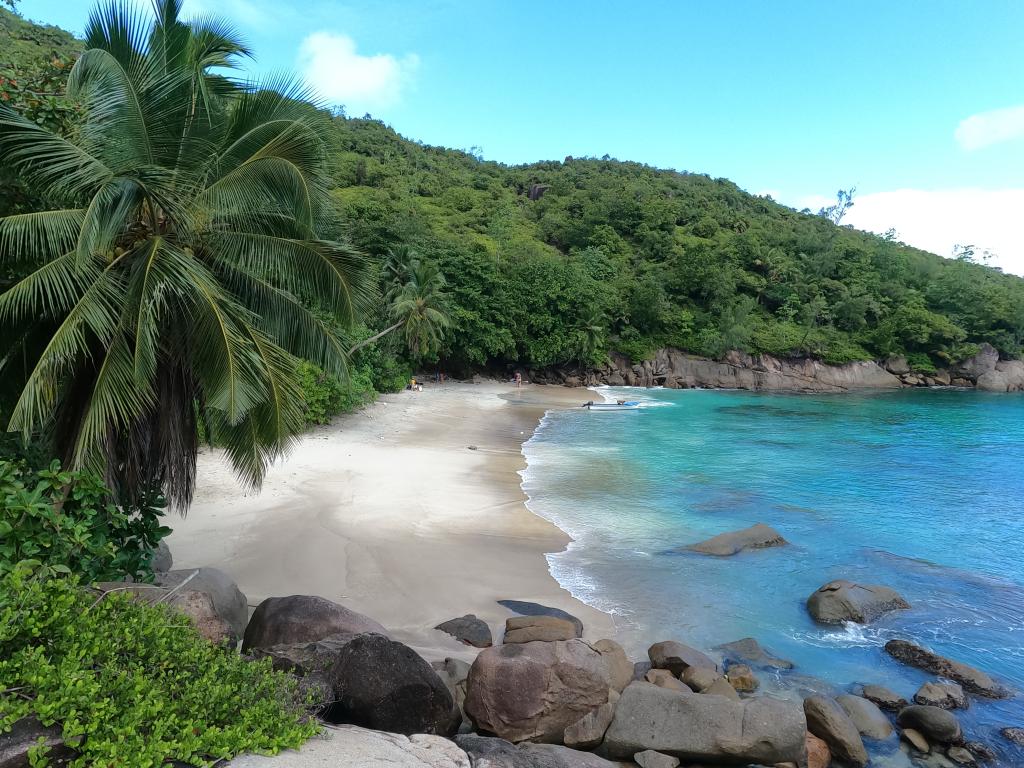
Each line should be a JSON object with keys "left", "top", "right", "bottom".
{"left": 297, "top": 32, "right": 418, "bottom": 113}
{"left": 796, "top": 189, "right": 1024, "bottom": 276}
{"left": 955, "top": 105, "right": 1024, "bottom": 151}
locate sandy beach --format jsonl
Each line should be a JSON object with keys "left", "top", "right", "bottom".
{"left": 166, "top": 381, "right": 616, "bottom": 661}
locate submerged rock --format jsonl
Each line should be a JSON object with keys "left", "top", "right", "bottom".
{"left": 803, "top": 695, "right": 869, "bottom": 767}
{"left": 724, "top": 663, "right": 759, "bottom": 693}
{"left": 602, "top": 681, "right": 805, "bottom": 764}
{"left": 858, "top": 683, "right": 909, "bottom": 711}
{"left": 685, "top": 523, "right": 787, "bottom": 556}
{"left": 497, "top": 600, "right": 583, "bottom": 637}
{"left": 464, "top": 639, "right": 612, "bottom": 743}
{"left": 806, "top": 579, "right": 910, "bottom": 624}
{"left": 242, "top": 594, "right": 386, "bottom": 652}
{"left": 327, "top": 632, "right": 455, "bottom": 736}
{"left": 885, "top": 640, "right": 1010, "bottom": 698}
{"left": 715, "top": 636, "right": 793, "bottom": 669}
{"left": 1000, "top": 727, "right": 1024, "bottom": 746}
{"left": 435, "top": 614, "right": 492, "bottom": 648}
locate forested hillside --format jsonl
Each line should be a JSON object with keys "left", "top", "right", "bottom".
{"left": 3, "top": 5, "right": 1024, "bottom": 385}
{"left": 329, "top": 117, "right": 1024, "bottom": 374}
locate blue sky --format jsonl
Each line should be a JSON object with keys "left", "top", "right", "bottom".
{"left": 17, "top": 0, "right": 1024, "bottom": 273}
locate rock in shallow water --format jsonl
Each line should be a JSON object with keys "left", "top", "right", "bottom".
{"left": 715, "top": 636, "right": 793, "bottom": 669}
{"left": 885, "top": 639, "right": 1009, "bottom": 698}
{"left": 806, "top": 579, "right": 910, "bottom": 624}
{"left": 685, "top": 522, "right": 788, "bottom": 556}
{"left": 915, "top": 681, "right": 969, "bottom": 710}
{"left": 858, "top": 683, "right": 908, "bottom": 711}
{"left": 835, "top": 693, "right": 894, "bottom": 740}
{"left": 897, "top": 705, "right": 962, "bottom": 744}
{"left": 602, "top": 681, "right": 805, "bottom": 764}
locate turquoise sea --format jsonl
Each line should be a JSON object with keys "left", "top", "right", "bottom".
{"left": 521, "top": 388, "right": 1024, "bottom": 766}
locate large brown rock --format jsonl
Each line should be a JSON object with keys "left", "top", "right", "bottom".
{"left": 504, "top": 616, "right": 577, "bottom": 644}
{"left": 327, "top": 633, "right": 455, "bottom": 736}
{"left": 464, "top": 639, "right": 612, "bottom": 743}
{"left": 685, "top": 523, "right": 787, "bottom": 556}
{"left": 497, "top": 600, "right": 583, "bottom": 637}
{"left": 602, "top": 681, "right": 805, "bottom": 764}
{"left": 885, "top": 640, "right": 1009, "bottom": 698}
{"left": 951, "top": 343, "right": 999, "bottom": 380}
{"left": 648, "top": 640, "right": 718, "bottom": 675}
{"left": 803, "top": 695, "right": 869, "bottom": 767}
{"left": 806, "top": 579, "right": 910, "bottom": 624}
{"left": 241, "top": 594, "right": 386, "bottom": 651}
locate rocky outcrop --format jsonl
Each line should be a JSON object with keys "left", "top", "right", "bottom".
{"left": 464, "top": 639, "right": 612, "bottom": 743}
{"left": 504, "top": 616, "right": 577, "bottom": 644}
{"left": 602, "top": 681, "right": 805, "bottom": 764}
{"left": 835, "top": 694, "right": 894, "bottom": 740}
{"left": 155, "top": 567, "right": 248, "bottom": 641}
{"left": 497, "top": 600, "right": 583, "bottom": 637}
{"left": 951, "top": 343, "right": 1000, "bottom": 380}
{"left": 648, "top": 641, "right": 718, "bottom": 675}
{"left": 0, "top": 718, "right": 77, "bottom": 767}
{"left": 680, "top": 666, "right": 721, "bottom": 692}
{"left": 858, "top": 683, "right": 908, "bottom": 711}
{"left": 897, "top": 705, "right": 962, "bottom": 744}
{"left": 716, "top": 637, "right": 793, "bottom": 669}
{"left": 803, "top": 696, "right": 869, "bottom": 767}
{"left": 644, "top": 668, "right": 692, "bottom": 692}
{"left": 685, "top": 523, "right": 787, "bottom": 556}
{"left": 915, "top": 681, "right": 969, "bottom": 710}
{"left": 702, "top": 678, "right": 740, "bottom": 700}
{"left": 977, "top": 359, "right": 1024, "bottom": 392}
{"left": 436, "top": 614, "right": 493, "bottom": 648}
{"left": 806, "top": 580, "right": 910, "bottom": 624}
{"left": 805, "top": 732, "right": 831, "bottom": 768}
{"left": 885, "top": 640, "right": 1010, "bottom": 698}
{"left": 432, "top": 657, "right": 473, "bottom": 733}
{"left": 633, "top": 750, "right": 680, "bottom": 768}
{"left": 327, "top": 633, "right": 455, "bottom": 736}
{"left": 456, "top": 734, "right": 620, "bottom": 767}
{"left": 230, "top": 724, "right": 471, "bottom": 767}
{"left": 241, "top": 595, "right": 387, "bottom": 652}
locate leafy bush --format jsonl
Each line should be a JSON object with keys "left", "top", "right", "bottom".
{"left": 0, "top": 567, "right": 317, "bottom": 767}
{"left": 906, "top": 352, "right": 938, "bottom": 375}
{"left": 297, "top": 360, "right": 378, "bottom": 425}
{"left": 0, "top": 460, "right": 169, "bottom": 582}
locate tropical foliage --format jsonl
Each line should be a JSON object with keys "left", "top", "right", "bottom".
{"left": 0, "top": 565, "right": 318, "bottom": 767}
{"left": 0, "top": 1, "right": 374, "bottom": 509}
{"left": 0, "top": 458, "right": 168, "bottom": 582}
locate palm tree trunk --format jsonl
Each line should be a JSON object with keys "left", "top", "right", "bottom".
{"left": 347, "top": 321, "right": 403, "bottom": 356}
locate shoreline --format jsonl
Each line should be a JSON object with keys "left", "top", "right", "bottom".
{"left": 165, "top": 381, "right": 616, "bottom": 661}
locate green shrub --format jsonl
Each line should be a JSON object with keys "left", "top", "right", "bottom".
{"left": 0, "top": 567, "right": 318, "bottom": 767}
{"left": 0, "top": 460, "right": 169, "bottom": 582}
{"left": 906, "top": 352, "right": 938, "bottom": 374}
{"left": 297, "top": 360, "right": 346, "bottom": 425}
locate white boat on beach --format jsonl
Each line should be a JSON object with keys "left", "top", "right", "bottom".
{"left": 581, "top": 400, "right": 641, "bottom": 411}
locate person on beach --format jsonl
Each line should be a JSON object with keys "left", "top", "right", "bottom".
{"left": 514, "top": 371, "right": 522, "bottom": 388}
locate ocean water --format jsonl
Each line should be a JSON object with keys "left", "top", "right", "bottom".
{"left": 521, "top": 387, "right": 1024, "bottom": 765}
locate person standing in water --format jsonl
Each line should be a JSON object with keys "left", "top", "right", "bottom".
{"left": 514, "top": 371, "right": 522, "bottom": 388}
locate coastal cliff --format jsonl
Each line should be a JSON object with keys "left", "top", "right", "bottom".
{"left": 525, "top": 343, "right": 1024, "bottom": 393}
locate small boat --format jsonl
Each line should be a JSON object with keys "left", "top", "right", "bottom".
{"left": 581, "top": 400, "right": 641, "bottom": 411}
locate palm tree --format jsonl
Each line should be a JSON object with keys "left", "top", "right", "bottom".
{"left": 575, "top": 309, "right": 607, "bottom": 367}
{"left": 0, "top": 0, "right": 374, "bottom": 510}
{"left": 349, "top": 258, "right": 449, "bottom": 360}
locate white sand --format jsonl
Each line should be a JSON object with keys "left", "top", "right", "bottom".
{"left": 166, "top": 381, "right": 615, "bottom": 661}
